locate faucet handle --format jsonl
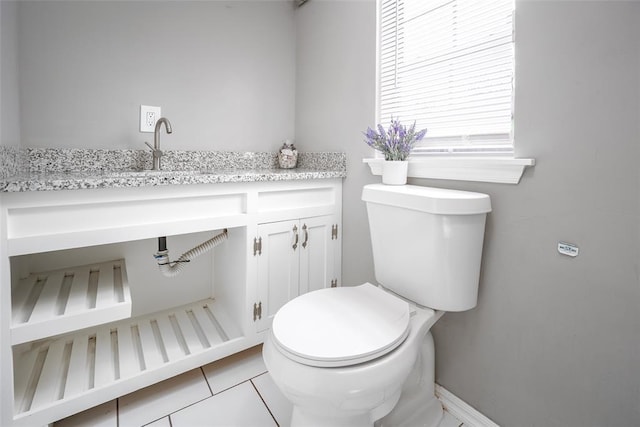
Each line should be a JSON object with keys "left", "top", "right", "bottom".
{"left": 145, "top": 141, "right": 163, "bottom": 156}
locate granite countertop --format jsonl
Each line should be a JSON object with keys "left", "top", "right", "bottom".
{"left": 0, "top": 168, "right": 347, "bottom": 193}
{"left": 0, "top": 149, "right": 347, "bottom": 193}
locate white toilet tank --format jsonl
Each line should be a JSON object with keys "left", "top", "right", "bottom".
{"left": 362, "top": 184, "right": 491, "bottom": 311}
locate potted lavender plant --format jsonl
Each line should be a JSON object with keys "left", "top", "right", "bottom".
{"left": 364, "top": 118, "right": 427, "bottom": 185}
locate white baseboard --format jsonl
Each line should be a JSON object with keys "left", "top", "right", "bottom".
{"left": 435, "top": 384, "right": 500, "bottom": 427}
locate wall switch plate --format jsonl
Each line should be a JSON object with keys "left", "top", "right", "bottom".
{"left": 140, "top": 105, "right": 161, "bottom": 132}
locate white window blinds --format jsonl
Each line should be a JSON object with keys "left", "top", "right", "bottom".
{"left": 378, "top": 0, "right": 514, "bottom": 155}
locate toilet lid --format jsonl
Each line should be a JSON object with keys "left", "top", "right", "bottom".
{"left": 271, "top": 283, "right": 411, "bottom": 368}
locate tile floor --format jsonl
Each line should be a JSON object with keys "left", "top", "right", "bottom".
{"left": 54, "top": 345, "right": 464, "bottom": 427}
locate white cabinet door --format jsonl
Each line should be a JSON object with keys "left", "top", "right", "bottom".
{"left": 299, "top": 215, "right": 337, "bottom": 295}
{"left": 254, "top": 215, "right": 339, "bottom": 332}
{"left": 255, "top": 220, "right": 300, "bottom": 332}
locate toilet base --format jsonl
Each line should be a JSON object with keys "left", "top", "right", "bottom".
{"left": 291, "top": 407, "right": 378, "bottom": 427}
{"left": 376, "top": 332, "right": 444, "bottom": 427}
{"left": 264, "top": 309, "right": 445, "bottom": 427}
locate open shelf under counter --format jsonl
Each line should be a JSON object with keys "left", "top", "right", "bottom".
{"left": 0, "top": 178, "right": 343, "bottom": 426}
{"left": 11, "top": 260, "right": 131, "bottom": 346}
{"left": 12, "top": 297, "right": 244, "bottom": 427}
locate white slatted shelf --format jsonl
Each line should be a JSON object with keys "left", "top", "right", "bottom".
{"left": 11, "top": 260, "right": 132, "bottom": 345}
{"left": 12, "top": 298, "right": 242, "bottom": 426}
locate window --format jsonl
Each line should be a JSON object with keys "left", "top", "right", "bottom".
{"left": 377, "top": 0, "right": 515, "bottom": 155}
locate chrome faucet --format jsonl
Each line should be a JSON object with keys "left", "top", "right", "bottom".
{"left": 145, "top": 117, "right": 172, "bottom": 170}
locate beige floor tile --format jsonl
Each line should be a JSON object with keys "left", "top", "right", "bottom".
{"left": 252, "top": 372, "right": 292, "bottom": 427}
{"left": 171, "top": 381, "right": 276, "bottom": 426}
{"left": 202, "top": 345, "right": 267, "bottom": 395}
{"left": 119, "top": 368, "right": 211, "bottom": 427}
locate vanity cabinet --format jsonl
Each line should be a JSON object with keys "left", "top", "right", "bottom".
{"left": 0, "top": 178, "right": 342, "bottom": 426}
{"left": 253, "top": 214, "right": 340, "bottom": 332}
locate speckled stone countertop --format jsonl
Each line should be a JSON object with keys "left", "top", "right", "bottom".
{"left": 0, "top": 149, "right": 346, "bottom": 193}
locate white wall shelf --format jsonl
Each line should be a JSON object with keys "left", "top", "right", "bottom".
{"left": 363, "top": 157, "right": 535, "bottom": 184}
{"left": 11, "top": 260, "right": 131, "bottom": 346}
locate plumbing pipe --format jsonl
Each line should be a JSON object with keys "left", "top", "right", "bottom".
{"left": 154, "top": 229, "right": 228, "bottom": 277}
{"left": 158, "top": 236, "right": 167, "bottom": 252}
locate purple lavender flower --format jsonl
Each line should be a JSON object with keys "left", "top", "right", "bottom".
{"left": 362, "top": 118, "right": 427, "bottom": 161}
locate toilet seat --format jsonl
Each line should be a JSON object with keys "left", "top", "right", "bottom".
{"left": 271, "top": 283, "right": 411, "bottom": 368}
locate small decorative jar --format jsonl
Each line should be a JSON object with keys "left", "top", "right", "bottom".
{"left": 278, "top": 141, "right": 298, "bottom": 169}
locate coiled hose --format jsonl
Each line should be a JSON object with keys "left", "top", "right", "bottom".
{"left": 154, "top": 229, "right": 228, "bottom": 277}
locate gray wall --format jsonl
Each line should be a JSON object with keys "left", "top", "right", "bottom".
{"left": 296, "top": 1, "right": 640, "bottom": 426}
{"left": 428, "top": 3, "right": 640, "bottom": 426}
{"left": 294, "top": 0, "right": 378, "bottom": 287}
{"left": 0, "top": 0, "right": 21, "bottom": 148}
{"left": 15, "top": 0, "right": 296, "bottom": 151}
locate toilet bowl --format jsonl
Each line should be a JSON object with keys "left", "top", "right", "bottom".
{"left": 263, "top": 283, "right": 444, "bottom": 427}
{"left": 264, "top": 184, "right": 491, "bottom": 427}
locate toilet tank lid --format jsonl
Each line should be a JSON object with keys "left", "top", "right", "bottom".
{"left": 362, "top": 184, "right": 491, "bottom": 215}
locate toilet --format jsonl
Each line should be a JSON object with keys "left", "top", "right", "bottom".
{"left": 263, "top": 184, "right": 491, "bottom": 427}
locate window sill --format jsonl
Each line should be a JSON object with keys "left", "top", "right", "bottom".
{"left": 363, "top": 157, "right": 535, "bottom": 184}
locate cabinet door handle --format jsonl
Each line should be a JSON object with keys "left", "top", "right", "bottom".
{"left": 292, "top": 225, "right": 299, "bottom": 250}
{"left": 302, "top": 224, "right": 308, "bottom": 249}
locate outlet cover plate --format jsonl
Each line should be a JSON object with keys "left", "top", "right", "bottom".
{"left": 140, "top": 105, "right": 161, "bottom": 132}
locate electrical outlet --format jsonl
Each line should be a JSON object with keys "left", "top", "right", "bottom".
{"left": 140, "top": 105, "right": 161, "bottom": 132}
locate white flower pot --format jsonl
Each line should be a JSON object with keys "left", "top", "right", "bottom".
{"left": 382, "top": 160, "right": 408, "bottom": 185}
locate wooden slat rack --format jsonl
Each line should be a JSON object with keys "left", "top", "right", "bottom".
{"left": 12, "top": 298, "right": 241, "bottom": 426}
{"left": 11, "top": 260, "right": 131, "bottom": 345}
